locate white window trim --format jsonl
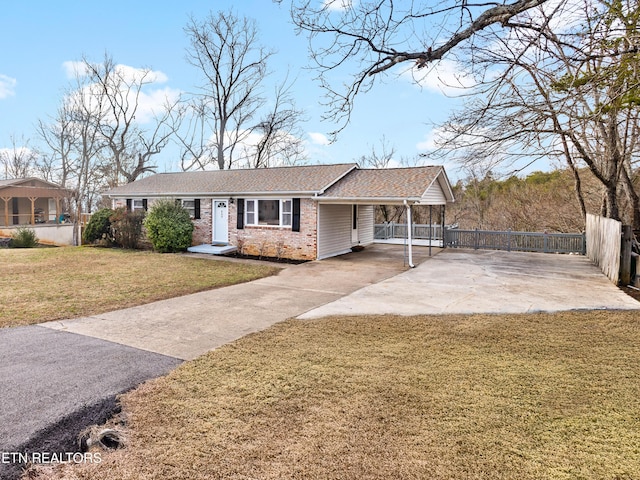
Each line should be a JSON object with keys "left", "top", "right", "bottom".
{"left": 181, "top": 198, "right": 196, "bottom": 219}
{"left": 131, "top": 199, "right": 145, "bottom": 211}
{"left": 245, "top": 199, "right": 292, "bottom": 228}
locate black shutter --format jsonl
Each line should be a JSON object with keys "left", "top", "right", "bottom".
{"left": 194, "top": 199, "right": 201, "bottom": 219}
{"left": 126, "top": 199, "right": 132, "bottom": 211}
{"left": 142, "top": 199, "right": 148, "bottom": 211}
{"left": 237, "top": 198, "right": 244, "bottom": 229}
{"left": 352, "top": 205, "right": 358, "bottom": 229}
{"left": 292, "top": 198, "right": 301, "bottom": 232}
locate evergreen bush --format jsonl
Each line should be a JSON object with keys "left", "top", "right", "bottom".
{"left": 10, "top": 227, "right": 39, "bottom": 248}
{"left": 143, "top": 199, "right": 194, "bottom": 253}
{"left": 82, "top": 208, "right": 115, "bottom": 245}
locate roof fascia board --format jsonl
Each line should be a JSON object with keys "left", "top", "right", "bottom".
{"left": 317, "top": 197, "right": 424, "bottom": 205}
{"left": 105, "top": 191, "right": 319, "bottom": 198}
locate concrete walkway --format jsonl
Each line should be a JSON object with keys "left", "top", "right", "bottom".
{"left": 40, "top": 244, "right": 430, "bottom": 361}
{"left": 300, "top": 248, "right": 640, "bottom": 318}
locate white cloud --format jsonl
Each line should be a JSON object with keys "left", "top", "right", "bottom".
{"left": 308, "top": 132, "right": 331, "bottom": 145}
{"left": 323, "top": 0, "right": 355, "bottom": 11}
{"left": 416, "top": 130, "right": 439, "bottom": 151}
{"left": 0, "top": 74, "right": 17, "bottom": 99}
{"left": 403, "top": 59, "right": 476, "bottom": 96}
{"left": 63, "top": 60, "right": 168, "bottom": 84}
{"left": 135, "top": 86, "right": 181, "bottom": 123}
{"left": 62, "top": 61, "right": 88, "bottom": 79}
{"left": 114, "top": 64, "right": 168, "bottom": 84}
{"left": 62, "top": 61, "right": 178, "bottom": 124}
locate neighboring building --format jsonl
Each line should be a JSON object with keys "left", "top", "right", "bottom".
{"left": 103, "top": 163, "right": 455, "bottom": 261}
{"left": 0, "top": 178, "right": 75, "bottom": 245}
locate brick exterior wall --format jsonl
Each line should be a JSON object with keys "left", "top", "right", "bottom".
{"left": 229, "top": 198, "right": 318, "bottom": 261}
{"left": 192, "top": 198, "right": 213, "bottom": 245}
{"left": 113, "top": 196, "right": 319, "bottom": 260}
{"left": 113, "top": 197, "right": 213, "bottom": 246}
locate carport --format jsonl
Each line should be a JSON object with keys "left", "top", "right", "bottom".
{"left": 316, "top": 166, "right": 455, "bottom": 265}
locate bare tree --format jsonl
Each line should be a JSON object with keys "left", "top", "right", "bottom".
{"left": 284, "top": 0, "right": 550, "bottom": 134}
{"left": 428, "top": 0, "right": 640, "bottom": 227}
{"left": 82, "top": 54, "right": 178, "bottom": 185}
{"left": 242, "top": 78, "right": 307, "bottom": 168}
{"left": 181, "top": 11, "right": 271, "bottom": 170}
{"left": 36, "top": 69, "right": 105, "bottom": 243}
{"left": 357, "top": 136, "right": 398, "bottom": 169}
{"left": 36, "top": 104, "right": 76, "bottom": 188}
{"left": 0, "top": 135, "right": 38, "bottom": 179}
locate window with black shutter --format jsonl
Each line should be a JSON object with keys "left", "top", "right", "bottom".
{"left": 194, "top": 199, "right": 201, "bottom": 219}
{"left": 292, "top": 198, "right": 301, "bottom": 232}
{"left": 237, "top": 199, "right": 244, "bottom": 229}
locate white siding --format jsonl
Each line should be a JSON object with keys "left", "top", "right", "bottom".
{"left": 357, "top": 205, "right": 374, "bottom": 246}
{"left": 318, "top": 204, "right": 353, "bottom": 259}
{"left": 421, "top": 178, "right": 447, "bottom": 204}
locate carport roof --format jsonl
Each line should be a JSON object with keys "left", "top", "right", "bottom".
{"left": 319, "top": 166, "right": 454, "bottom": 205}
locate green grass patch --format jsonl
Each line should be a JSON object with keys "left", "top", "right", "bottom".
{"left": 46, "top": 311, "right": 640, "bottom": 480}
{"left": 0, "top": 247, "right": 279, "bottom": 328}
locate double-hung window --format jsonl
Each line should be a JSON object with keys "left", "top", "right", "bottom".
{"left": 182, "top": 199, "right": 195, "bottom": 219}
{"left": 281, "top": 200, "right": 292, "bottom": 227}
{"left": 128, "top": 199, "right": 147, "bottom": 212}
{"left": 245, "top": 199, "right": 292, "bottom": 227}
{"left": 176, "top": 198, "right": 200, "bottom": 219}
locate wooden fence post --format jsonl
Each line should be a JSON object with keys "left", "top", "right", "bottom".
{"left": 621, "top": 225, "right": 633, "bottom": 285}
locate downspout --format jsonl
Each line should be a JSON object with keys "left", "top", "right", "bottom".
{"left": 404, "top": 199, "right": 415, "bottom": 268}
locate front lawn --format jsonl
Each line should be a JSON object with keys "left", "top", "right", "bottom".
{"left": 38, "top": 310, "right": 640, "bottom": 480}
{"left": 0, "top": 247, "right": 279, "bottom": 328}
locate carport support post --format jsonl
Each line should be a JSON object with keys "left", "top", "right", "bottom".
{"left": 404, "top": 200, "right": 415, "bottom": 268}
{"left": 429, "top": 205, "right": 433, "bottom": 257}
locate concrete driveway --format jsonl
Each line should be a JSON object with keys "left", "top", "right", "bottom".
{"left": 2, "top": 245, "right": 638, "bottom": 480}
{"left": 39, "top": 244, "right": 431, "bottom": 361}
{"left": 300, "top": 248, "right": 640, "bottom": 318}
{"left": 3, "top": 245, "right": 418, "bottom": 480}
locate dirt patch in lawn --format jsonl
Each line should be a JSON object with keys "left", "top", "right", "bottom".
{"left": 31, "top": 310, "right": 640, "bottom": 480}
{"left": 0, "top": 247, "right": 279, "bottom": 328}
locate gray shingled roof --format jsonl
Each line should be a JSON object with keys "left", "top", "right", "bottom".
{"left": 104, "top": 163, "right": 357, "bottom": 197}
{"left": 320, "top": 166, "right": 452, "bottom": 203}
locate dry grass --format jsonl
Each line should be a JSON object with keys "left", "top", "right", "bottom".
{"left": 0, "top": 247, "right": 279, "bottom": 328}
{"left": 40, "top": 310, "right": 640, "bottom": 480}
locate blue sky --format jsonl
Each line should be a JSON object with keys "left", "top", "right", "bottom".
{"left": 0, "top": 1, "right": 477, "bottom": 180}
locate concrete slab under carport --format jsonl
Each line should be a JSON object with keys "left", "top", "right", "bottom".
{"left": 299, "top": 248, "right": 640, "bottom": 318}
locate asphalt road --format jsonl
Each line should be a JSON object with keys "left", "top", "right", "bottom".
{"left": 0, "top": 326, "right": 181, "bottom": 480}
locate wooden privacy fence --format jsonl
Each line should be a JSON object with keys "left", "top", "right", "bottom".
{"left": 585, "top": 213, "right": 621, "bottom": 284}
{"left": 444, "top": 228, "right": 586, "bottom": 254}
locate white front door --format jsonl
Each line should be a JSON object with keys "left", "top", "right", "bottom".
{"left": 213, "top": 200, "right": 228, "bottom": 244}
